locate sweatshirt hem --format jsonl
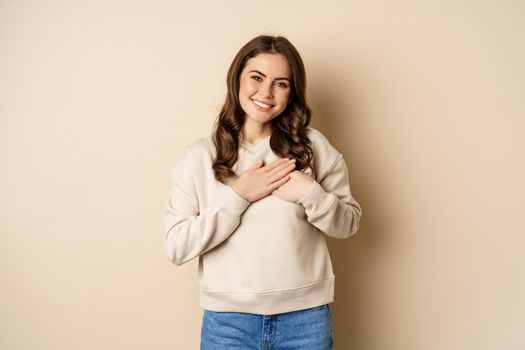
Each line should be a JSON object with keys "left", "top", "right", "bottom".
{"left": 199, "top": 277, "right": 335, "bottom": 315}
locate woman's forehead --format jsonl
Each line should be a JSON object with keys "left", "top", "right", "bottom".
{"left": 243, "top": 53, "right": 291, "bottom": 77}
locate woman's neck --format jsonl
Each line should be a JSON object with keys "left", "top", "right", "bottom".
{"left": 241, "top": 121, "right": 272, "bottom": 144}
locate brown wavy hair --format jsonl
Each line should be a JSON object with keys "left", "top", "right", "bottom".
{"left": 212, "top": 34, "right": 314, "bottom": 184}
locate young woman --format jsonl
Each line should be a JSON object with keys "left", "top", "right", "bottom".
{"left": 163, "top": 34, "right": 362, "bottom": 350}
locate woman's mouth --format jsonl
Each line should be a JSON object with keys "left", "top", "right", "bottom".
{"left": 252, "top": 99, "right": 273, "bottom": 111}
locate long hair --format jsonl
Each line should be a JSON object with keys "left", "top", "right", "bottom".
{"left": 212, "top": 35, "right": 314, "bottom": 183}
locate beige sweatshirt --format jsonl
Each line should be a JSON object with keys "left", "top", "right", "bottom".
{"left": 163, "top": 127, "right": 362, "bottom": 315}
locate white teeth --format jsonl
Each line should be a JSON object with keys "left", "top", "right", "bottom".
{"left": 253, "top": 99, "right": 271, "bottom": 108}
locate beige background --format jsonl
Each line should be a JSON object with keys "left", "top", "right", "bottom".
{"left": 1, "top": 0, "right": 524, "bottom": 349}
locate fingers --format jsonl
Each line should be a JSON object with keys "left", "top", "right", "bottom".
{"left": 268, "top": 174, "right": 291, "bottom": 192}
{"left": 267, "top": 159, "right": 296, "bottom": 182}
{"left": 263, "top": 157, "right": 294, "bottom": 172}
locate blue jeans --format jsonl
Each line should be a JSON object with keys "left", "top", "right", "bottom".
{"left": 200, "top": 304, "right": 333, "bottom": 350}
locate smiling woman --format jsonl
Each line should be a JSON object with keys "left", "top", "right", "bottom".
{"left": 163, "top": 34, "right": 362, "bottom": 350}
{"left": 211, "top": 35, "right": 316, "bottom": 183}
{"left": 238, "top": 53, "right": 292, "bottom": 139}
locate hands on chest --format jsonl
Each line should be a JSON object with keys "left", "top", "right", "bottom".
{"left": 231, "top": 157, "right": 314, "bottom": 203}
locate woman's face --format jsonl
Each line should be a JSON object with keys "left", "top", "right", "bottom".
{"left": 238, "top": 52, "right": 292, "bottom": 129}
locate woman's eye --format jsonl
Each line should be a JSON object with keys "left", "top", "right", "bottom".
{"left": 251, "top": 76, "right": 262, "bottom": 81}
{"left": 277, "top": 82, "right": 288, "bottom": 88}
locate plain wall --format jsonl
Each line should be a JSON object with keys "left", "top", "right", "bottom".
{"left": 1, "top": 0, "right": 524, "bottom": 349}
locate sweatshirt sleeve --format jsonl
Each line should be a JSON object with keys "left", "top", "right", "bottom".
{"left": 296, "top": 154, "right": 362, "bottom": 239}
{"left": 163, "top": 146, "right": 251, "bottom": 266}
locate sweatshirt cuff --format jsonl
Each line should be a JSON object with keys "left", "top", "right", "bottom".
{"left": 296, "top": 180, "right": 334, "bottom": 214}
{"left": 214, "top": 183, "right": 251, "bottom": 218}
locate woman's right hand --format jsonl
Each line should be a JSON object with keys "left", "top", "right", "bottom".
{"left": 231, "top": 158, "right": 297, "bottom": 202}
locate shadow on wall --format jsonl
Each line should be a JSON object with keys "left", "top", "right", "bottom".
{"left": 309, "top": 64, "right": 385, "bottom": 348}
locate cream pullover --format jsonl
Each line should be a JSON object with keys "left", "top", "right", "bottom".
{"left": 163, "top": 127, "right": 362, "bottom": 315}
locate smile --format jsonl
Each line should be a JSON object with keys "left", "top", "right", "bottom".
{"left": 252, "top": 99, "right": 273, "bottom": 110}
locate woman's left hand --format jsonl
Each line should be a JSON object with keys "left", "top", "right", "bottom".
{"left": 272, "top": 170, "right": 315, "bottom": 203}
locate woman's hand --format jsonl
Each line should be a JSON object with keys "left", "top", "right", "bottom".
{"left": 271, "top": 170, "right": 315, "bottom": 203}
{"left": 231, "top": 158, "right": 297, "bottom": 202}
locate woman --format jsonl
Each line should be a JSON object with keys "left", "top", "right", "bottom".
{"left": 163, "top": 34, "right": 362, "bottom": 349}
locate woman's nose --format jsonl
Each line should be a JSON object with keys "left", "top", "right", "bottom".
{"left": 260, "top": 82, "right": 273, "bottom": 98}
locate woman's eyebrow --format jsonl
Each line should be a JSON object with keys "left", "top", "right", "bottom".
{"left": 248, "top": 70, "right": 290, "bottom": 82}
